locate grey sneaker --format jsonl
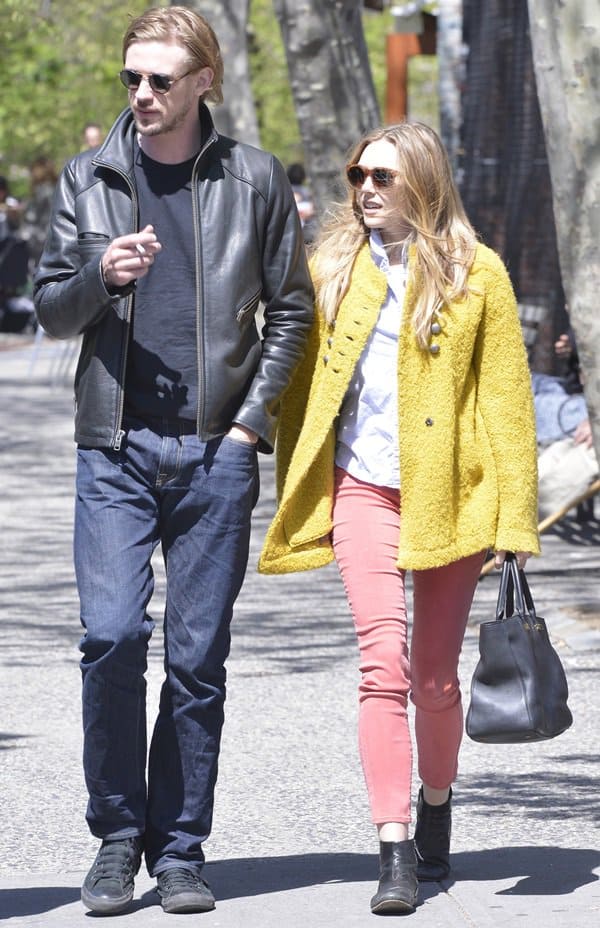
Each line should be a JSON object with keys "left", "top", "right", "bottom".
{"left": 156, "top": 867, "right": 216, "bottom": 914}
{"left": 81, "top": 836, "right": 143, "bottom": 913}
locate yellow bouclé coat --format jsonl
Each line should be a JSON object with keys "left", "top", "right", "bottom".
{"left": 259, "top": 242, "right": 540, "bottom": 574}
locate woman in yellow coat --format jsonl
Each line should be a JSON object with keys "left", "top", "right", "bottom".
{"left": 259, "top": 123, "right": 539, "bottom": 915}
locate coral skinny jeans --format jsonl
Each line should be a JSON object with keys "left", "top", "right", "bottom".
{"left": 332, "top": 467, "right": 485, "bottom": 824}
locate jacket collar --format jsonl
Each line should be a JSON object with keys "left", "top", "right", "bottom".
{"left": 91, "top": 101, "right": 219, "bottom": 180}
{"left": 343, "top": 242, "right": 389, "bottom": 316}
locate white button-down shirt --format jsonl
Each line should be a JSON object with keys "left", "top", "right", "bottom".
{"left": 335, "top": 232, "right": 408, "bottom": 489}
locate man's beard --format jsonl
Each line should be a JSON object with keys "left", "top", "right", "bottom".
{"left": 134, "top": 100, "right": 194, "bottom": 137}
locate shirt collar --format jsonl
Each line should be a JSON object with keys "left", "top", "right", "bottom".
{"left": 369, "top": 230, "right": 390, "bottom": 272}
{"left": 369, "top": 230, "right": 409, "bottom": 275}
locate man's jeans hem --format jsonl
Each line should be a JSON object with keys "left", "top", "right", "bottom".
{"left": 88, "top": 825, "right": 144, "bottom": 842}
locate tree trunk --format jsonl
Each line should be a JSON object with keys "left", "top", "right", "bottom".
{"left": 182, "top": 0, "right": 260, "bottom": 146}
{"left": 460, "top": 0, "right": 567, "bottom": 375}
{"left": 528, "top": 0, "right": 600, "bottom": 464}
{"left": 272, "top": 0, "right": 381, "bottom": 214}
{"left": 437, "top": 0, "right": 464, "bottom": 178}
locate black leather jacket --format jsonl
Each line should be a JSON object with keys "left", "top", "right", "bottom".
{"left": 34, "top": 104, "right": 313, "bottom": 452}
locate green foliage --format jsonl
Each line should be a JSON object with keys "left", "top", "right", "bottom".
{"left": 248, "top": 0, "right": 300, "bottom": 167}
{"left": 0, "top": 0, "right": 155, "bottom": 195}
{"left": 0, "top": 1, "right": 438, "bottom": 195}
{"left": 248, "top": 2, "right": 395, "bottom": 166}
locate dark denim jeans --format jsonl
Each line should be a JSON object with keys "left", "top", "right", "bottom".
{"left": 74, "top": 417, "right": 259, "bottom": 876}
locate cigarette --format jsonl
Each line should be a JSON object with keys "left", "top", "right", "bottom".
{"left": 135, "top": 243, "right": 147, "bottom": 255}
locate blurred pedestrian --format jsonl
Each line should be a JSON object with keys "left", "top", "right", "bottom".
{"left": 287, "top": 164, "right": 318, "bottom": 245}
{"left": 21, "top": 156, "right": 58, "bottom": 268}
{"left": 260, "top": 122, "right": 539, "bottom": 915}
{"left": 0, "top": 175, "right": 31, "bottom": 332}
{"left": 82, "top": 122, "right": 104, "bottom": 150}
{"left": 0, "top": 175, "right": 22, "bottom": 237}
{"left": 34, "top": 5, "right": 312, "bottom": 917}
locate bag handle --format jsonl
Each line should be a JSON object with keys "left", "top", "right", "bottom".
{"left": 495, "top": 555, "right": 514, "bottom": 620}
{"left": 495, "top": 553, "right": 537, "bottom": 625}
{"left": 509, "top": 557, "right": 538, "bottom": 626}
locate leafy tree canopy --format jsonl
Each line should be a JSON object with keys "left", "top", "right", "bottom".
{"left": 0, "top": 1, "right": 431, "bottom": 196}
{"left": 0, "top": 0, "right": 151, "bottom": 192}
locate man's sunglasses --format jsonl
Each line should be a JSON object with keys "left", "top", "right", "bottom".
{"left": 119, "top": 67, "right": 196, "bottom": 95}
{"left": 346, "top": 164, "right": 400, "bottom": 190}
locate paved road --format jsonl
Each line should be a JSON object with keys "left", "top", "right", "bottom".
{"left": 1, "top": 338, "right": 599, "bottom": 925}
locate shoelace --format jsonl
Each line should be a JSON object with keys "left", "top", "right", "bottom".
{"left": 91, "top": 840, "right": 138, "bottom": 881}
{"left": 159, "top": 869, "right": 204, "bottom": 893}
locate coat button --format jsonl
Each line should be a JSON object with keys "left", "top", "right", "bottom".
{"left": 323, "top": 354, "right": 329, "bottom": 365}
{"left": 429, "top": 343, "right": 440, "bottom": 354}
{"left": 431, "top": 322, "right": 441, "bottom": 335}
{"left": 327, "top": 336, "right": 333, "bottom": 347}
{"left": 425, "top": 417, "right": 434, "bottom": 426}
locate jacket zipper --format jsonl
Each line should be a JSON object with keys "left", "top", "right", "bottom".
{"left": 112, "top": 285, "right": 134, "bottom": 451}
{"left": 191, "top": 129, "right": 217, "bottom": 436}
{"left": 113, "top": 429, "right": 126, "bottom": 451}
{"left": 191, "top": 164, "right": 204, "bottom": 437}
{"left": 236, "top": 289, "right": 261, "bottom": 324}
{"left": 92, "top": 156, "right": 138, "bottom": 452}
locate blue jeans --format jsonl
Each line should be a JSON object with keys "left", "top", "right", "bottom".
{"left": 74, "top": 417, "right": 259, "bottom": 875}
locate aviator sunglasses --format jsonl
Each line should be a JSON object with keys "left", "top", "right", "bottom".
{"left": 119, "top": 67, "right": 197, "bottom": 94}
{"left": 346, "top": 164, "right": 400, "bottom": 190}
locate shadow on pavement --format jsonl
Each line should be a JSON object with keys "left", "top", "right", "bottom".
{"left": 1, "top": 847, "right": 597, "bottom": 918}
{"left": 205, "top": 851, "right": 375, "bottom": 900}
{"left": 206, "top": 848, "right": 599, "bottom": 900}
{"left": 449, "top": 845, "right": 600, "bottom": 895}
{"left": 0, "top": 886, "right": 80, "bottom": 920}
{"left": 548, "top": 516, "right": 600, "bottom": 547}
{"left": 0, "top": 732, "right": 31, "bottom": 751}
{"left": 458, "top": 770, "right": 600, "bottom": 822}
{"left": 0, "top": 855, "right": 376, "bottom": 919}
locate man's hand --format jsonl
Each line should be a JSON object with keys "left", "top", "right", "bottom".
{"left": 227, "top": 424, "right": 259, "bottom": 445}
{"left": 101, "top": 224, "right": 161, "bottom": 290}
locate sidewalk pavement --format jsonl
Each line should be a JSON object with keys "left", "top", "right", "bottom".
{"left": 1, "top": 335, "right": 599, "bottom": 926}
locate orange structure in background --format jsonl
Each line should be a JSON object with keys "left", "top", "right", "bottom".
{"left": 386, "top": 12, "right": 437, "bottom": 124}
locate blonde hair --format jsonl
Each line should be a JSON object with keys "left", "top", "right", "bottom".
{"left": 122, "top": 6, "right": 223, "bottom": 105}
{"left": 312, "top": 122, "right": 478, "bottom": 349}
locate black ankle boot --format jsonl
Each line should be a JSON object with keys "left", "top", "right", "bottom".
{"left": 414, "top": 787, "right": 452, "bottom": 881}
{"left": 370, "top": 839, "right": 418, "bottom": 915}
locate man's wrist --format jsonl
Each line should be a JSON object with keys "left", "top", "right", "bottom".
{"left": 100, "top": 261, "right": 136, "bottom": 297}
{"left": 228, "top": 423, "right": 259, "bottom": 444}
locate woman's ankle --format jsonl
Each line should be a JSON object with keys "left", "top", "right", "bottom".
{"left": 421, "top": 784, "right": 451, "bottom": 807}
{"left": 377, "top": 822, "right": 409, "bottom": 842}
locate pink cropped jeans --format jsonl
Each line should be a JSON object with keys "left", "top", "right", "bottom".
{"left": 332, "top": 467, "right": 485, "bottom": 824}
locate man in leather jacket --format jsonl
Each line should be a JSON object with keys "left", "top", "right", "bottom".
{"left": 34, "top": 7, "right": 313, "bottom": 916}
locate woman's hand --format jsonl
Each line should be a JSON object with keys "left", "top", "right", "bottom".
{"left": 494, "top": 550, "right": 531, "bottom": 570}
{"left": 573, "top": 418, "right": 593, "bottom": 449}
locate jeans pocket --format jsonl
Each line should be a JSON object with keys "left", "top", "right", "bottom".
{"left": 77, "top": 443, "right": 124, "bottom": 469}
{"left": 221, "top": 434, "right": 258, "bottom": 455}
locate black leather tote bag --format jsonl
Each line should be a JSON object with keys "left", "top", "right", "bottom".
{"left": 466, "top": 554, "right": 573, "bottom": 743}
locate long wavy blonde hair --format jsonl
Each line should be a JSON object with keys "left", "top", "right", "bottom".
{"left": 311, "top": 122, "right": 478, "bottom": 348}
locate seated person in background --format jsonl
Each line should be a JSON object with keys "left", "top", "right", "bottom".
{"left": 534, "top": 330, "right": 597, "bottom": 517}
